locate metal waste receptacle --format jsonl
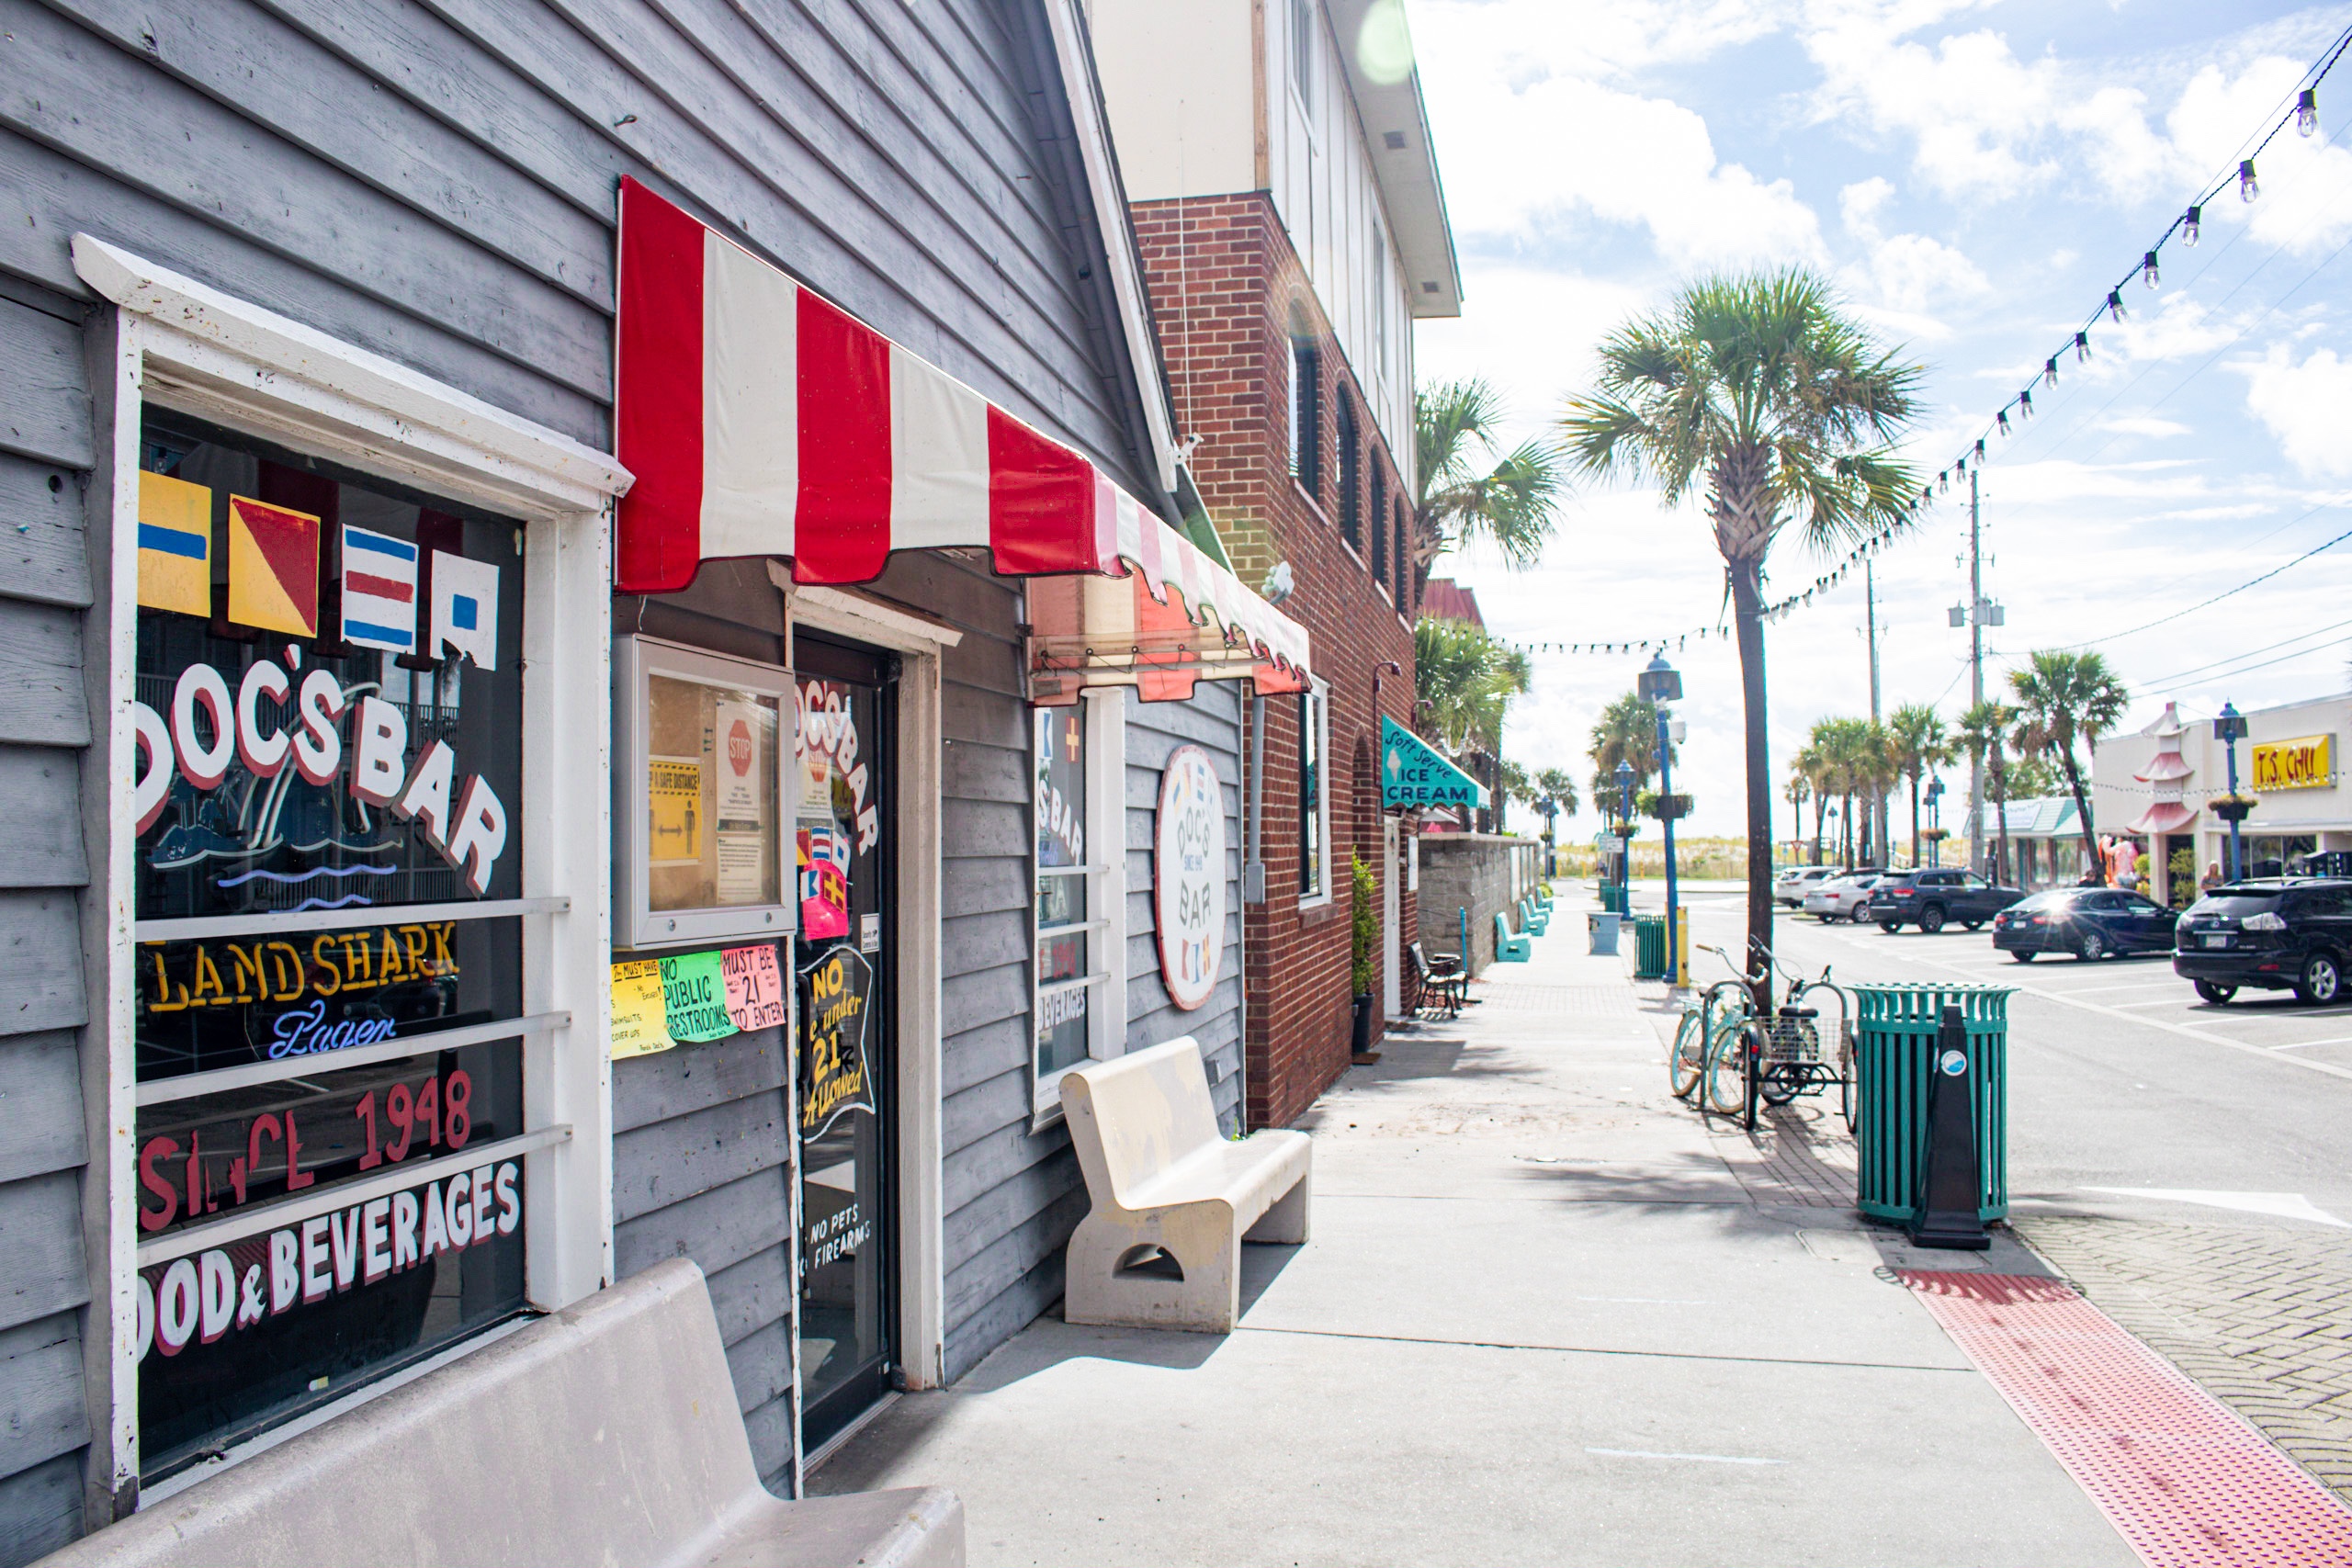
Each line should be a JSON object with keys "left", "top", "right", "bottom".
{"left": 1853, "top": 984, "right": 2012, "bottom": 1223}
{"left": 1588, "top": 911, "right": 1621, "bottom": 955}
{"left": 1632, "top": 915, "right": 1668, "bottom": 979}
{"left": 1595, "top": 882, "right": 1624, "bottom": 915}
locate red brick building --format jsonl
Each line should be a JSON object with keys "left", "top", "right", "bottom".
{"left": 1094, "top": 0, "right": 1463, "bottom": 1127}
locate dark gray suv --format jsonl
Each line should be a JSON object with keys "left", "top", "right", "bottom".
{"left": 2174, "top": 879, "right": 2352, "bottom": 1005}
{"left": 1867, "top": 868, "right": 2024, "bottom": 933}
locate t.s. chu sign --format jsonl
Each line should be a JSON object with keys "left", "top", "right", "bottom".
{"left": 131, "top": 647, "right": 509, "bottom": 895}
{"left": 2251, "top": 734, "right": 2335, "bottom": 793}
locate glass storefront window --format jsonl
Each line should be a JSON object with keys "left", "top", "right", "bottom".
{"left": 132, "top": 409, "right": 530, "bottom": 1480}
{"left": 646, "top": 674, "right": 783, "bottom": 911}
{"left": 1299, "top": 688, "right": 1327, "bottom": 903}
{"left": 1035, "top": 707, "right": 1098, "bottom": 1082}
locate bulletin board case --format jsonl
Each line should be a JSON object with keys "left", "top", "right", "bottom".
{"left": 616, "top": 636, "right": 797, "bottom": 949}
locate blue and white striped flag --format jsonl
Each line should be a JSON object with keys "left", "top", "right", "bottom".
{"left": 341, "top": 525, "right": 418, "bottom": 652}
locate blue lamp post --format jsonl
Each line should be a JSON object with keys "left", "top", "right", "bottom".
{"left": 1613, "top": 759, "right": 1634, "bottom": 909}
{"left": 2215, "top": 703, "right": 2249, "bottom": 883}
{"left": 1639, "top": 653, "right": 1685, "bottom": 985}
{"left": 1925, "top": 775, "right": 1945, "bottom": 867}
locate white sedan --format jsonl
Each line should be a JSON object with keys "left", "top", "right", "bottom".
{"left": 1774, "top": 865, "right": 1848, "bottom": 907}
{"left": 1803, "top": 873, "right": 1885, "bottom": 922}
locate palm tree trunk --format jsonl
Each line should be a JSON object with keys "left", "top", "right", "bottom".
{"left": 1729, "top": 558, "right": 1773, "bottom": 1010}
{"left": 1991, "top": 742, "right": 2013, "bottom": 885}
{"left": 2064, "top": 747, "right": 2099, "bottom": 878}
{"left": 1812, "top": 795, "right": 1826, "bottom": 865}
{"left": 1907, "top": 772, "right": 1920, "bottom": 868}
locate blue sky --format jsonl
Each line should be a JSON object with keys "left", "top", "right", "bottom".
{"left": 1410, "top": 0, "right": 2352, "bottom": 841}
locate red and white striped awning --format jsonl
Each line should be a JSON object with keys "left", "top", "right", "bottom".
{"left": 614, "top": 178, "right": 1310, "bottom": 687}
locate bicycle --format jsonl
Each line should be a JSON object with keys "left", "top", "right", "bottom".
{"left": 1669, "top": 943, "right": 1767, "bottom": 1115}
{"left": 1739, "top": 960, "right": 1859, "bottom": 1135}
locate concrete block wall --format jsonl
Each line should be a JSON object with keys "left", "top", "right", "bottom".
{"left": 1419, "top": 834, "right": 1540, "bottom": 976}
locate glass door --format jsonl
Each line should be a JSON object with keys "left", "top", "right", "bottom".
{"left": 791, "top": 635, "right": 896, "bottom": 1450}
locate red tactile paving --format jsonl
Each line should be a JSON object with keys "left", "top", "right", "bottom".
{"left": 1902, "top": 1271, "right": 2352, "bottom": 1567}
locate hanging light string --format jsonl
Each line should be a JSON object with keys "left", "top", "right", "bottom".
{"left": 1913, "top": 21, "right": 2352, "bottom": 511}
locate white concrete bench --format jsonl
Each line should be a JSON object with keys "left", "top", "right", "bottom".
{"left": 1060, "top": 1036, "right": 1310, "bottom": 1334}
{"left": 39, "top": 1259, "right": 961, "bottom": 1568}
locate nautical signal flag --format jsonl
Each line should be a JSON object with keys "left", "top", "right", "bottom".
{"left": 136, "top": 471, "right": 212, "bottom": 616}
{"left": 429, "top": 550, "right": 500, "bottom": 670}
{"left": 227, "top": 496, "right": 320, "bottom": 637}
{"left": 340, "top": 525, "right": 418, "bottom": 652}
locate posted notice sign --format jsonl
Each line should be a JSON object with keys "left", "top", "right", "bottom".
{"left": 1379, "top": 716, "right": 1489, "bottom": 810}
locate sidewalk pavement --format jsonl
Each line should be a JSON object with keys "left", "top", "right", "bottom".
{"left": 815, "top": 890, "right": 2134, "bottom": 1566}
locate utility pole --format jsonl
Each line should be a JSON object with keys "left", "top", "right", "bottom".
{"left": 1866, "top": 559, "right": 1883, "bottom": 865}
{"left": 1968, "top": 468, "right": 1984, "bottom": 875}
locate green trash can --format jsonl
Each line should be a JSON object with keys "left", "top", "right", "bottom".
{"left": 1595, "top": 882, "right": 1625, "bottom": 915}
{"left": 1632, "top": 915, "right": 1668, "bottom": 980}
{"left": 1852, "top": 984, "right": 2012, "bottom": 1224}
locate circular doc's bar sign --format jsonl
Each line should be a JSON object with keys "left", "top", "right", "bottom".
{"left": 1155, "top": 745, "right": 1226, "bottom": 1011}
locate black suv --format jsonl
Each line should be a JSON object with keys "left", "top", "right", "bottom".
{"left": 2174, "top": 879, "right": 2352, "bottom": 1005}
{"left": 1866, "top": 868, "right": 2023, "bottom": 933}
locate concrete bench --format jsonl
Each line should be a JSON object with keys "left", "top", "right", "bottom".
{"left": 1494, "top": 911, "right": 1532, "bottom": 962}
{"left": 40, "top": 1259, "right": 962, "bottom": 1568}
{"left": 1060, "top": 1037, "right": 1310, "bottom": 1333}
{"left": 1519, "top": 896, "right": 1549, "bottom": 936}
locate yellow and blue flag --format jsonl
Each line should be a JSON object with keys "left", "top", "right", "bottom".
{"left": 137, "top": 471, "right": 212, "bottom": 617}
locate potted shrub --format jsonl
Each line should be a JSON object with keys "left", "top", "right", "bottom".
{"left": 1350, "top": 852, "right": 1379, "bottom": 1062}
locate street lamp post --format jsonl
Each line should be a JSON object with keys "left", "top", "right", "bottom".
{"left": 1925, "top": 775, "right": 1945, "bottom": 866}
{"left": 2215, "top": 703, "right": 2249, "bottom": 883}
{"left": 1639, "top": 654, "right": 1684, "bottom": 987}
{"left": 1614, "top": 760, "right": 1634, "bottom": 910}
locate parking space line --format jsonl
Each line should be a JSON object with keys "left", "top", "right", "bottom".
{"left": 2109, "top": 997, "right": 2194, "bottom": 1010}
{"left": 2272, "top": 1036, "right": 2352, "bottom": 1050}
{"left": 1888, "top": 950, "right": 2352, "bottom": 1082}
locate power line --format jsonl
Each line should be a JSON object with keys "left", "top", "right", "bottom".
{"left": 2048, "top": 507, "right": 2352, "bottom": 651}
{"left": 2136, "top": 613, "right": 2352, "bottom": 687}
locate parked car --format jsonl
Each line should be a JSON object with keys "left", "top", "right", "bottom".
{"left": 1867, "top": 868, "right": 2023, "bottom": 932}
{"left": 1993, "top": 887, "right": 2180, "bottom": 961}
{"left": 1804, "top": 872, "right": 1885, "bottom": 922}
{"left": 1774, "top": 865, "right": 1848, "bottom": 908}
{"left": 2173, "top": 878, "right": 2352, "bottom": 1004}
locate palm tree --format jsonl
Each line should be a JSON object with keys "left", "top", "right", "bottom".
{"left": 2008, "top": 651, "right": 2130, "bottom": 874}
{"left": 1587, "top": 691, "right": 1672, "bottom": 812}
{"left": 1783, "top": 763, "right": 1811, "bottom": 863}
{"left": 1793, "top": 740, "right": 1832, "bottom": 864}
{"left": 1956, "top": 699, "right": 2018, "bottom": 884}
{"left": 1415, "top": 615, "right": 1532, "bottom": 829}
{"left": 1412, "top": 379, "right": 1567, "bottom": 595}
{"left": 1886, "top": 703, "right": 1953, "bottom": 869}
{"left": 1520, "top": 767, "right": 1581, "bottom": 874}
{"left": 1561, "top": 271, "right": 1923, "bottom": 996}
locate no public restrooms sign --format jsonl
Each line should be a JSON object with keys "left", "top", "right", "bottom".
{"left": 1154, "top": 745, "right": 1226, "bottom": 1011}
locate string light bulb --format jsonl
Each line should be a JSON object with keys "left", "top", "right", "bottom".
{"left": 2019, "top": 389, "right": 2034, "bottom": 421}
{"left": 2044, "top": 356, "right": 2059, "bottom": 387}
{"left": 2143, "top": 251, "right": 2160, "bottom": 289}
{"left": 1996, "top": 408, "right": 2011, "bottom": 436}
{"left": 2107, "top": 288, "right": 2128, "bottom": 321}
{"left": 1939, "top": 470, "right": 1950, "bottom": 494}
{"left": 2075, "top": 331, "right": 2092, "bottom": 362}
{"left": 2299, "top": 88, "right": 2319, "bottom": 138}
{"left": 2184, "top": 205, "right": 2201, "bottom": 246}
{"left": 2240, "top": 159, "right": 2259, "bottom": 202}
{"left": 1973, "top": 438, "right": 1986, "bottom": 460}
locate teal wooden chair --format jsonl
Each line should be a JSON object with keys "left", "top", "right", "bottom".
{"left": 1494, "top": 911, "right": 1532, "bottom": 962}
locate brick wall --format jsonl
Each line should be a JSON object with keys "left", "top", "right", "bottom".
{"left": 1418, "top": 833, "right": 1542, "bottom": 975}
{"left": 1132, "top": 193, "right": 1420, "bottom": 1130}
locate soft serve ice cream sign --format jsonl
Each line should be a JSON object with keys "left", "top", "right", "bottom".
{"left": 130, "top": 643, "right": 509, "bottom": 897}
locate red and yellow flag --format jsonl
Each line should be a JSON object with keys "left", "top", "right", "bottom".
{"left": 227, "top": 495, "right": 321, "bottom": 637}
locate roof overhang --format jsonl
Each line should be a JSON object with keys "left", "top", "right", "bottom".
{"left": 1329, "top": 0, "right": 1462, "bottom": 318}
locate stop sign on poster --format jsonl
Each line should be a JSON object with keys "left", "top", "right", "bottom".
{"left": 715, "top": 700, "right": 764, "bottom": 821}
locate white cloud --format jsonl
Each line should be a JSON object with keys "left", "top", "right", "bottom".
{"left": 1802, "top": 0, "right": 2184, "bottom": 202}
{"left": 1838, "top": 176, "right": 1990, "bottom": 321}
{"left": 2240, "top": 344, "right": 2352, "bottom": 478}
{"left": 1417, "top": 7, "right": 1824, "bottom": 269}
{"left": 2165, "top": 60, "right": 2352, "bottom": 254}
{"left": 2099, "top": 415, "right": 2192, "bottom": 438}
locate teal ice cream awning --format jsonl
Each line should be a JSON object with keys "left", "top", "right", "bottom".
{"left": 1381, "top": 717, "right": 1488, "bottom": 809}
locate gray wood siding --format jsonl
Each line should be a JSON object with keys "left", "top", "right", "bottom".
{"left": 0, "top": 282, "right": 87, "bottom": 1564}
{"left": 2, "top": 0, "right": 1169, "bottom": 1530}
{"left": 1121, "top": 684, "right": 1246, "bottom": 1130}
{"left": 612, "top": 1022, "right": 795, "bottom": 1487}
{"left": 0, "top": 0, "right": 1162, "bottom": 494}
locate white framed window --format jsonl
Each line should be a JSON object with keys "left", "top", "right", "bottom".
{"left": 614, "top": 636, "right": 796, "bottom": 949}
{"left": 77, "top": 234, "right": 622, "bottom": 1498}
{"left": 1032, "top": 692, "right": 1126, "bottom": 1122}
{"left": 1299, "top": 683, "right": 1330, "bottom": 905}
{"left": 1289, "top": 0, "right": 1316, "bottom": 117}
